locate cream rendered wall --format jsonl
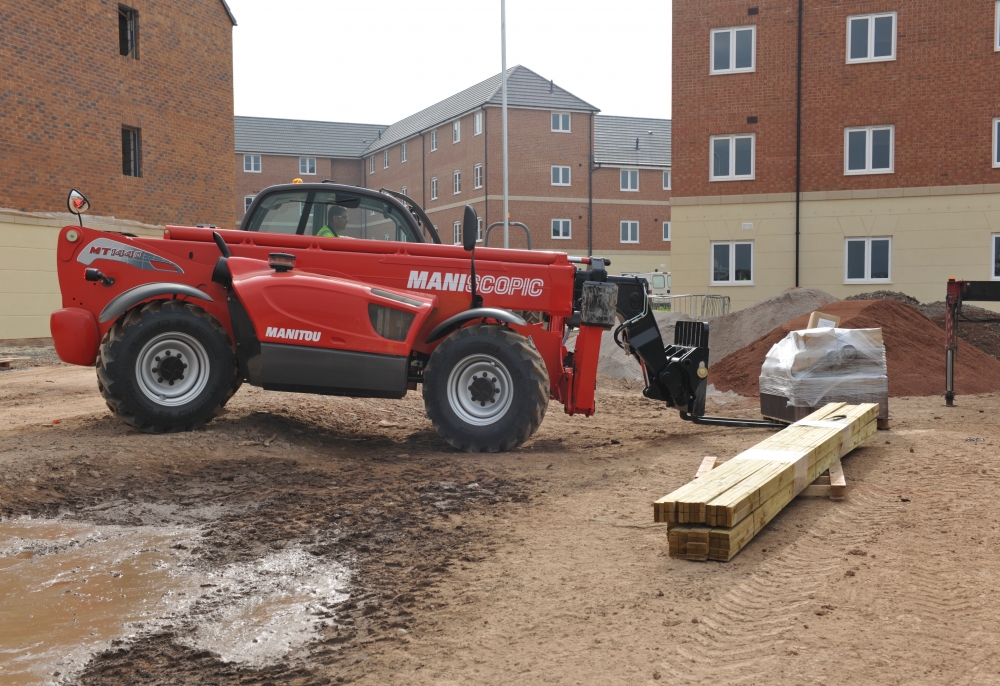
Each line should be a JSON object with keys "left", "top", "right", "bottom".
{"left": 671, "top": 186, "right": 1000, "bottom": 310}
{"left": 0, "top": 210, "right": 161, "bottom": 340}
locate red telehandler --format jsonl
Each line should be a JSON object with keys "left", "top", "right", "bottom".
{"left": 52, "top": 184, "right": 776, "bottom": 452}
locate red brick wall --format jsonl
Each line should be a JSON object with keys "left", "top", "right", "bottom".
{"left": 0, "top": 0, "right": 235, "bottom": 227}
{"left": 673, "top": 0, "right": 1000, "bottom": 197}
{"left": 234, "top": 154, "right": 364, "bottom": 226}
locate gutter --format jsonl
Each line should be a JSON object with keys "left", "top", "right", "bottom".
{"left": 794, "top": 0, "right": 803, "bottom": 287}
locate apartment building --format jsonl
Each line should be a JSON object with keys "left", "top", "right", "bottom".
{"left": 235, "top": 66, "right": 672, "bottom": 275}
{"left": 0, "top": 0, "right": 237, "bottom": 339}
{"left": 671, "top": 1, "right": 1000, "bottom": 308}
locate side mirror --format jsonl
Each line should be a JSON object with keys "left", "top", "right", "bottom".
{"left": 67, "top": 189, "right": 89, "bottom": 216}
{"left": 462, "top": 205, "right": 478, "bottom": 252}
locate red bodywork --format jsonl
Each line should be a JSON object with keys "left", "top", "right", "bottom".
{"left": 53, "top": 225, "right": 605, "bottom": 416}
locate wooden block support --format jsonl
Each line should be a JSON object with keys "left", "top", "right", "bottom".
{"left": 695, "top": 456, "right": 718, "bottom": 479}
{"left": 0, "top": 357, "right": 30, "bottom": 368}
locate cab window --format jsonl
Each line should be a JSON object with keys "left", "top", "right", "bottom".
{"left": 245, "top": 190, "right": 420, "bottom": 243}
{"left": 651, "top": 274, "right": 666, "bottom": 289}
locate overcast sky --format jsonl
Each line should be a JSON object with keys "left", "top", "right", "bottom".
{"left": 227, "top": 0, "right": 671, "bottom": 124}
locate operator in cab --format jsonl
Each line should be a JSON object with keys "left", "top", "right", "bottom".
{"left": 317, "top": 204, "right": 348, "bottom": 237}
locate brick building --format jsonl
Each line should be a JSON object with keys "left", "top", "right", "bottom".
{"left": 671, "top": 1, "right": 1000, "bottom": 309}
{"left": 235, "top": 66, "right": 672, "bottom": 275}
{"left": 0, "top": 0, "right": 237, "bottom": 339}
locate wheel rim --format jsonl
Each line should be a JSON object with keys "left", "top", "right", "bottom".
{"left": 446, "top": 354, "right": 514, "bottom": 427}
{"left": 134, "top": 332, "right": 210, "bottom": 407}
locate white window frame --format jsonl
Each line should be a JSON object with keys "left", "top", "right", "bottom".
{"left": 383, "top": 150, "right": 389, "bottom": 169}
{"left": 710, "top": 25, "right": 756, "bottom": 74}
{"left": 452, "top": 170, "right": 461, "bottom": 195}
{"left": 993, "top": 233, "right": 1000, "bottom": 280}
{"left": 844, "top": 125, "right": 894, "bottom": 175}
{"left": 453, "top": 120, "right": 461, "bottom": 144}
{"left": 244, "top": 195, "right": 255, "bottom": 214}
{"left": 662, "top": 221, "right": 671, "bottom": 242}
{"left": 243, "top": 154, "right": 261, "bottom": 173}
{"left": 401, "top": 142, "right": 407, "bottom": 163}
{"left": 710, "top": 240, "right": 755, "bottom": 286}
{"left": 431, "top": 130, "right": 438, "bottom": 151}
{"left": 663, "top": 170, "right": 671, "bottom": 190}
{"left": 474, "top": 164, "right": 483, "bottom": 189}
{"left": 844, "top": 236, "right": 892, "bottom": 284}
{"left": 477, "top": 216, "right": 484, "bottom": 242}
{"left": 551, "top": 165, "right": 571, "bottom": 186}
{"left": 994, "top": 118, "right": 1000, "bottom": 169}
{"left": 369, "top": 156, "right": 375, "bottom": 174}
{"left": 620, "top": 169, "right": 639, "bottom": 191}
{"left": 551, "top": 112, "right": 571, "bottom": 132}
{"left": 299, "top": 157, "right": 316, "bottom": 175}
{"left": 551, "top": 218, "right": 572, "bottom": 240}
{"left": 453, "top": 221, "right": 462, "bottom": 245}
{"left": 709, "top": 134, "right": 756, "bottom": 181}
{"left": 430, "top": 177, "right": 438, "bottom": 200}
{"left": 620, "top": 220, "right": 639, "bottom": 244}
{"left": 846, "top": 12, "right": 897, "bottom": 64}
{"left": 401, "top": 185, "right": 408, "bottom": 197}
{"left": 474, "top": 111, "right": 483, "bottom": 135}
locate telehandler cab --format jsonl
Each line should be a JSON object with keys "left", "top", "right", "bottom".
{"left": 51, "top": 184, "right": 776, "bottom": 452}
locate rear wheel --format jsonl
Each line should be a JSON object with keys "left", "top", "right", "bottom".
{"left": 423, "top": 324, "right": 549, "bottom": 453}
{"left": 97, "top": 300, "right": 238, "bottom": 433}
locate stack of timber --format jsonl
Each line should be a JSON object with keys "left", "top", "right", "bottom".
{"left": 654, "top": 402, "right": 879, "bottom": 561}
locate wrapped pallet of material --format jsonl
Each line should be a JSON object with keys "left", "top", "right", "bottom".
{"left": 759, "top": 328, "right": 889, "bottom": 421}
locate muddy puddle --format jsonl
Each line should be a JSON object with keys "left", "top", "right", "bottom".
{"left": 0, "top": 516, "right": 351, "bottom": 684}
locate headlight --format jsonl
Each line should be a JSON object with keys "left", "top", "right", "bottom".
{"left": 368, "top": 304, "right": 415, "bottom": 342}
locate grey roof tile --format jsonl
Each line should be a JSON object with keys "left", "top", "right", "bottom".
{"left": 234, "top": 116, "right": 388, "bottom": 158}
{"left": 594, "top": 115, "right": 671, "bottom": 167}
{"left": 363, "top": 65, "right": 598, "bottom": 154}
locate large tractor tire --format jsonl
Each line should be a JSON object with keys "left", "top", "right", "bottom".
{"left": 96, "top": 300, "right": 239, "bottom": 433}
{"left": 423, "top": 324, "right": 549, "bottom": 453}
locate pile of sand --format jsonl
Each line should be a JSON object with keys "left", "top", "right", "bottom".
{"left": 597, "top": 288, "right": 839, "bottom": 380}
{"left": 709, "top": 300, "right": 1000, "bottom": 397}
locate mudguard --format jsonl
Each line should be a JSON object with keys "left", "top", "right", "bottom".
{"left": 425, "top": 308, "right": 527, "bottom": 344}
{"left": 99, "top": 283, "right": 213, "bottom": 323}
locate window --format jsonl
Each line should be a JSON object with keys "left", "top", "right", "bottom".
{"left": 369, "top": 156, "right": 375, "bottom": 174}
{"left": 401, "top": 185, "right": 408, "bottom": 197}
{"left": 552, "top": 219, "right": 571, "bottom": 240}
{"left": 551, "top": 112, "right": 571, "bottom": 132}
{"left": 430, "top": 177, "right": 438, "bottom": 200}
{"left": 401, "top": 142, "right": 407, "bottom": 163}
{"left": 662, "top": 221, "right": 671, "bottom": 242}
{"left": 663, "top": 170, "right": 671, "bottom": 190}
{"left": 244, "top": 195, "right": 255, "bottom": 214}
{"left": 474, "top": 111, "right": 483, "bottom": 135}
{"left": 453, "top": 121, "right": 461, "bottom": 143}
{"left": 453, "top": 221, "right": 462, "bottom": 245}
{"left": 118, "top": 5, "right": 137, "bottom": 58}
{"left": 711, "top": 241, "right": 754, "bottom": 285}
{"left": 122, "top": 126, "right": 141, "bottom": 177}
{"left": 710, "top": 134, "right": 755, "bottom": 181}
{"left": 711, "top": 26, "right": 755, "bottom": 74}
{"left": 620, "top": 221, "right": 639, "bottom": 244}
{"left": 620, "top": 169, "right": 639, "bottom": 191}
{"left": 383, "top": 150, "right": 389, "bottom": 169}
{"left": 244, "top": 189, "right": 420, "bottom": 242}
{"left": 244, "top": 154, "right": 261, "bottom": 173}
{"left": 299, "top": 157, "right": 316, "bottom": 175}
{"left": 431, "top": 130, "right": 438, "bottom": 151}
{"left": 844, "top": 126, "right": 893, "bottom": 175}
{"left": 474, "top": 164, "right": 483, "bottom": 189}
{"left": 551, "top": 166, "right": 571, "bottom": 186}
{"left": 994, "top": 234, "right": 1000, "bottom": 280}
{"left": 994, "top": 118, "right": 1000, "bottom": 168}
{"left": 845, "top": 237, "right": 892, "bottom": 283}
{"left": 453, "top": 170, "right": 461, "bottom": 194}
{"left": 477, "top": 216, "right": 484, "bottom": 242}
{"left": 847, "top": 12, "right": 896, "bottom": 63}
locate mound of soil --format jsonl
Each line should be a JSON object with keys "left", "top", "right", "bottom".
{"left": 710, "top": 299, "right": 1000, "bottom": 397}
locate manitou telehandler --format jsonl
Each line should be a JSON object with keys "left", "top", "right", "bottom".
{"left": 52, "top": 184, "right": 774, "bottom": 452}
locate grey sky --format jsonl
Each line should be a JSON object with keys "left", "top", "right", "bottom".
{"left": 227, "top": 0, "right": 671, "bottom": 125}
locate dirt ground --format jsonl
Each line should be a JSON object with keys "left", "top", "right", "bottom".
{"left": 1, "top": 361, "right": 999, "bottom": 685}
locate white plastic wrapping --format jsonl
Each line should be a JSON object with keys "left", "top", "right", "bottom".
{"left": 759, "top": 328, "right": 888, "bottom": 409}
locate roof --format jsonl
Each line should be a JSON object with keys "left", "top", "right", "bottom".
{"left": 235, "top": 116, "right": 388, "bottom": 158}
{"left": 364, "top": 65, "right": 599, "bottom": 154}
{"left": 593, "top": 115, "right": 671, "bottom": 167}
{"left": 219, "top": 0, "right": 237, "bottom": 25}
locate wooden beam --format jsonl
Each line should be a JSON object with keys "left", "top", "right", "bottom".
{"left": 0, "top": 357, "right": 30, "bottom": 368}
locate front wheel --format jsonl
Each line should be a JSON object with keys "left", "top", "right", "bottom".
{"left": 97, "top": 300, "right": 239, "bottom": 433}
{"left": 423, "top": 324, "right": 549, "bottom": 453}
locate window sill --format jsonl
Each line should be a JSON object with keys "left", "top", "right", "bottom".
{"left": 709, "top": 68, "right": 756, "bottom": 75}
{"left": 619, "top": 188, "right": 640, "bottom": 193}
{"left": 552, "top": 184, "right": 572, "bottom": 188}
{"left": 552, "top": 236, "right": 572, "bottom": 240}
{"left": 551, "top": 129, "right": 572, "bottom": 134}
{"left": 846, "top": 56, "right": 896, "bottom": 64}
{"left": 710, "top": 281, "right": 755, "bottom": 287}
{"left": 710, "top": 176, "right": 755, "bottom": 182}
{"left": 619, "top": 241, "right": 640, "bottom": 245}
{"left": 844, "top": 169, "right": 894, "bottom": 176}
{"left": 244, "top": 170, "right": 262, "bottom": 174}
{"left": 844, "top": 279, "right": 892, "bottom": 285}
